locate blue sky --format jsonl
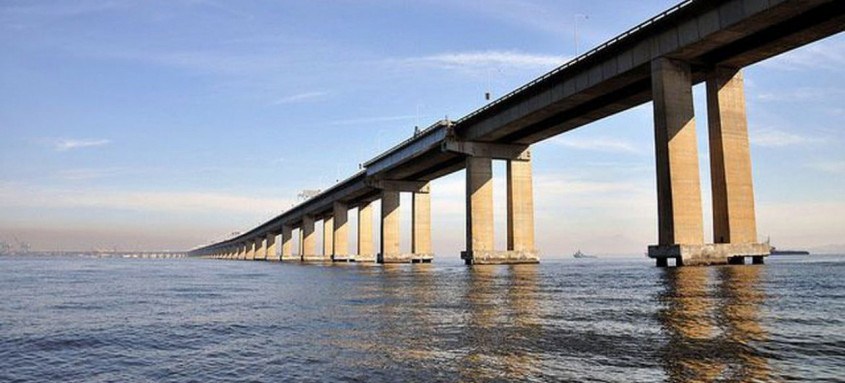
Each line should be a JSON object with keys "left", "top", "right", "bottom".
{"left": 1, "top": 0, "right": 843, "bottom": 255}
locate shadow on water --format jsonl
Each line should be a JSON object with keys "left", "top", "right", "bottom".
{"left": 658, "top": 265, "right": 771, "bottom": 382}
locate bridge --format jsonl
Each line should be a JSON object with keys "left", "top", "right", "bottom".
{"left": 188, "top": 0, "right": 844, "bottom": 267}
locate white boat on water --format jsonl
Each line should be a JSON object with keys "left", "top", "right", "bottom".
{"left": 573, "top": 250, "right": 596, "bottom": 259}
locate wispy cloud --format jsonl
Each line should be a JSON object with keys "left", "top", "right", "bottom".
{"left": 54, "top": 138, "right": 111, "bottom": 151}
{"left": 271, "top": 91, "right": 329, "bottom": 105}
{"left": 0, "top": 181, "right": 294, "bottom": 216}
{"left": 402, "top": 50, "right": 566, "bottom": 71}
{"left": 750, "top": 128, "right": 820, "bottom": 147}
{"left": 552, "top": 136, "right": 640, "bottom": 154}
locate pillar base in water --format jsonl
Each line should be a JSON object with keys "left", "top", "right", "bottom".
{"left": 648, "top": 243, "right": 769, "bottom": 266}
{"left": 461, "top": 250, "right": 539, "bottom": 265}
{"left": 354, "top": 254, "right": 377, "bottom": 263}
{"left": 301, "top": 255, "right": 331, "bottom": 262}
{"left": 377, "top": 253, "right": 434, "bottom": 264}
{"left": 331, "top": 255, "right": 354, "bottom": 263}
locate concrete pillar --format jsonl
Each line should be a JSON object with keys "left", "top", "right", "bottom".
{"left": 379, "top": 191, "right": 401, "bottom": 262}
{"left": 281, "top": 224, "right": 295, "bottom": 261}
{"left": 411, "top": 184, "right": 431, "bottom": 255}
{"left": 302, "top": 215, "right": 317, "bottom": 261}
{"left": 322, "top": 216, "right": 334, "bottom": 258}
{"left": 255, "top": 237, "right": 266, "bottom": 261}
{"left": 464, "top": 156, "right": 494, "bottom": 259}
{"left": 507, "top": 156, "right": 535, "bottom": 252}
{"left": 652, "top": 57, "right": 704, "bottom": 246}
{"left": 266, "top": 233, "right": 277, "bottom": 261}
{"left": 240, "top": 243, "right": 247, "bottom": 260}
{"left": 357, "top": 201, "right": 375, "bottom": 262}
{"left": 333, "top": 202, "right": 349, "bottom": 261}
{"left": 247, "top": 240, "right": 257, "bottom": 260}
{"left": 707, "top": 67, "right": 758, "bottom": 244}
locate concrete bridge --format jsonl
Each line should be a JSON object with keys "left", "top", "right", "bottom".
{"left": 189, "top": 0, "right": 844, "bottom": 267}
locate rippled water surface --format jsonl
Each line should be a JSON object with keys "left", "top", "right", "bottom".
{"left": 1, "top": 255, "right": 843, "bottom": 382}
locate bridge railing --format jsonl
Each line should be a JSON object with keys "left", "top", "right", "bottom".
{"left": 456, "top": 0, "right": 695, "bottom": 126}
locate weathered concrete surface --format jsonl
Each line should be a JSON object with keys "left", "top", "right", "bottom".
{"left": 357, "top": 201, "right": 375, "bottom": 262}
{"left": 652, "top": 57, "right": 704, "bottom": 247}
{"left": 461, "top": 250, "right": 539, "bottom": 265}
{"left": 333, "top": 202, "right": 349, "bottom": 261}
{"left": 506, "top": 156, "right": 535, "bottom": 253}
{"left": 280, "top": 225, "right": 296, "bottom": 261}
{"left": 380, "top": 253, "right": 434, "bottom": 263}
{"left": 465, "top": 156, "right": 494, "bottom": 254}
{"left": 411, "top": 184, "right": 432, "bottom": 255}
{"left": 301, "top": 216, "right": 327, "bottom": 262}
{"left": 322, "top": 216, "right": 334, "bottom": 258}
{"left": 265, "top": 233, "right": 277, "bottom": 261}
{"left": 379, "top": 191, "right": 401, "bottom": 263}
{"left": 707, "top": 67, "right": 757, "bottom": 244}
{"left": 648, "top": 243, "right": 770, "bottom": 266}
{"left": 255, "top": 237, "right": 266, "bottom": 261}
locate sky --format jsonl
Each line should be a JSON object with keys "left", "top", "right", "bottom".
{"left": 1, "top": 0, "right": 843, "bottom": 256}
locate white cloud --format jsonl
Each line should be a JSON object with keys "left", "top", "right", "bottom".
{"left": 271, "top": 91, "right": 329, "bottom": 105}
{"left": 54, "top": 138, "right": 110, "bottom": 151}
{"left": 403, "top": 50, "right": 566, "bottom": 71}
{"left": 0, "top": 182, "right": 294, "bottom": 216}
{"left": 750, "top": 128, "right": 819, "bottom": 147}
{"left": 551, "top": 136, "right": 639, "bottom": 154}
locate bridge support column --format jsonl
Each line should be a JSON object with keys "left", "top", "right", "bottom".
{"left": 239, "top": 243, "right": 247, "bottom": 260}
{"left": 706, "top": 67, "right": 769, "bottom": 263}
{"left": 248, "top": 239, "right": 258, "bottom": 260}
{"left": 507, "top": 156, "right": 538, "bottom": 261}
{"left": 265, "top": 233, "right": 278, "bottom": 261}
{"left": 280, "top": 224, "right": 296, "bottom": 261}
{"left": 462, "top": 156, "right": 494, "bottom": 264}
{"left": 302, "top": 215, "right": 323, "bottom": 262}
{"left": 371, "top": 181, "right": 434, "bottom": 263}
{"left": 457, "top": 148, "right": 538, "bottom": 265}
{"left": 333, "top": 202, "right": 351, "bottom": 262}
{"left": 378, "top": 191, "right": 402, "bottom": 263}
{"left": 647, "top": 58, "right": 768, "bottom": 266}
{"left": 255, "top": 237, "right": 266, "bottom": 261}
{"left": 411, "top": 183, "right": 433, "bottom": 263}
{"left": 322, "top": 216, "right": 334, "bottom": 261}
{"left": 647, "top": 57, "right": 704, "bottom": 266}
{"left": 357, "top": 201, "right": 376, "bottom": 262}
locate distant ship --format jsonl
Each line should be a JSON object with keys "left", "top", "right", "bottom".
{"left": 573, "top": 250, "right": 596, "bottom": 259}
{"left": 765, "top": 237, "right": 810, "bottom": 255}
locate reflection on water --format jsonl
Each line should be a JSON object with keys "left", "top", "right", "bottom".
{"left": 659, "top": 265, "right": 771, "bottom": 382}
{"left": 458, "top": 265, "right": 540, "bottom": 382}
{"left": 3, "top": 256, "right": 843, "bottom": 382}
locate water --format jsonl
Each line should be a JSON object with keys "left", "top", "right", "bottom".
{"left": 1, "top": 255, "right": 843, "bottom": 382}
